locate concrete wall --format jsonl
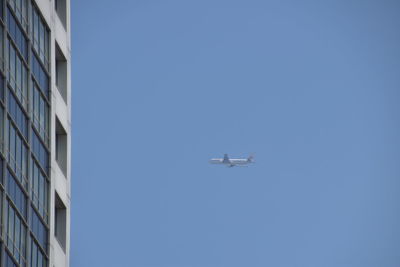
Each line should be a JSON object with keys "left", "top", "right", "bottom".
{"left": 35, "top": 0, "right": 71, "bottom": 266}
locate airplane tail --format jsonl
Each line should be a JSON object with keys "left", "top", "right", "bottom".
{"left": 247, "top": 155, "right": 254, "bottom": 163}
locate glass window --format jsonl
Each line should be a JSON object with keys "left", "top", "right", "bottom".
{"left": 31, "top": 207, "right": 48, "bottom": 250}
{"left": 9, "top": 90, "right": 28, "bottom": 138}
{"left": 7, "top": 7, "right": 28, "bottom": 59}
{"left": 5, "top": 252, "right": 18, "bottom": 267}
{"left": 30, "top": 82, "right": 49, "bottom": 145}
{"left": 7, "top": 169, "right": 27, "bottom": 218}
{"left": 0, "top": 158, "right": 3, "bottom": 185}
{"left": 0, "top": 105, "right": 3, "bottom": 152}
{"left": 7, "top": 119, "right": 28, "bottom": 187}
{"left": 0, "top": 27, "right": 4, "bottom": 70}
{"left": 31, "top": 158, "right": 49, "bottom": 222}
{"left": 0, "top": 75, "right": 3, "bottom": 101}
{"left": 10, "top": 42, "right": 15, "bottom": 75}
{"left": 7, "top": 0, "right": 28, "bottom": 31}
{"left": 0, "top": 190, "right": 2, "bottom": 224}
{"left": 8, "top": 42, "right": 28, "bottom": 108}
{"left": 5, "top": 200, "right": 27, "bottom": 267}
{"left": 31, "top": 240, "right": 47, "bottom": 267}
{"left": 31, "top": 129, "right": 48, "bottom": 174}
{"left": 33, "top": 7, "right": 38, "bottom": 45}
{"left": 31, "top": 53, "right": 49, "bottom": 98}
{"left": 31, "top": 5, "right": 50, "bottom": 69}
{"left": 0, "top": 0, "right": 3, "bottom": 21}
{"left": 10, "top": 123, "right": 16, "bottom": 166}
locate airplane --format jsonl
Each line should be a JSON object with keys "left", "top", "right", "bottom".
{"left": 209, "top": 154, "right": 254, "bottom": 167}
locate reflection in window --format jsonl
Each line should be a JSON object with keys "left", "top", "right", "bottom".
{"left": 0, "top": 74, "right": 5, "bottom": 101}
{"left": 31, "top": 53, "right": 49, "bottom": 98}
{"left": 8, "top": 42, "right": 28, "bottom": 108}
{"left": 31, "top": 207, "right": 48, "bottom": 250}
{"left": 7, "top": 0, "right": 28, "bottom": 31}
{"left": 31, "top": 239, "right": 47, "bottom": 267}
{"left": 7, "top": 7, "right": 28, "bottom": 59}
{"left": 0, "top": 27, "right": 4, "bottom": 70}
{"left": 31, "top": 129, "right": 49, "bottom": 174}
{"left": 31, "top": 5, "right": 50, "bottom": 69}
{"left": 0, "top": 158, "right": 3, "bottom": 185}
{"left": 31, "top": 158, "right": 49, "bottom": 222}
{"left": 31, "top": 82, "right": 49, "bottom": 145}
{"left": 0, "top": 0, "right": 3, "bottom": 21}
{"left": 5, "top": 200, "right": 27, "bottom": 267}
{"left": 5, "top": 251, "right": 18, "bottom": 267}
{"left": 7, "top": 169, "right": 27, "bottom": 218}
{"left": 9, "top": 90, "right": 28, "bottom": 138}
{"left": 0, "top": 105, "right": 3, "bottom": 151}
{"left": 7, "top": 119, "right": 28, "bottom": 187}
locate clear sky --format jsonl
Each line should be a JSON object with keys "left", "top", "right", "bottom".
{"left": 71, "top": 1, "right": 400, "bottom": 266}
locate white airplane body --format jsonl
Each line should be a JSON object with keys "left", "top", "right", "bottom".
{"left": 209, "top": 154, "right": 254, "bottom": 167}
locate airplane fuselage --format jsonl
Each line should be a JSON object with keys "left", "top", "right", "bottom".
{"left": 209, "top": 154, "right": 254, "bottom": 167}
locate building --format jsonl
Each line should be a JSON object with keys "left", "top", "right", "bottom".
{"left": 0, "top": 0, "right": 71, "bottom": 266}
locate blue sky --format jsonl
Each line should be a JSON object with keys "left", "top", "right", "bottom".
{"left": 71, "top": 1, "right": 400, "bottom": 266}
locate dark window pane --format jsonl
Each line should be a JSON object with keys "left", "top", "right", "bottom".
{"left": 31, "top": 159, "right": 49, "bottom": 222}
{"left": 7, "top": 8, "right": 28, "bottom": 60}
{"left": 31, "top": 53, "right": 49, "bottom": 97}
{"left": 9, "top": 91, "right": 28, "bottom": 138}
{"left": 7, "top": 169, "right": 27, "bottom": 218}
{"left": 5, "top": 252, "right": 18, "bottom": 267}
{"left": 31, "top": 207, "right": 48, "bottom": 250}
{"left": 5, "top": 201, "right": 26, "bottom": 266}
{"left": 8, "top": 42, "right": 28, "bottom": 107}
{"left": 32, "top": 130, "right": 48, "bottom": 174}
{"left": 31, "top": 5, "right": 49, "bottom": 69}
{"left": 7, "top": 120, "right": 28, "bottom": 186}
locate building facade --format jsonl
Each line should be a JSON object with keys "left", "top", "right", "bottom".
{"left": 0, "top": 0, "right": 71, "bottom": 266}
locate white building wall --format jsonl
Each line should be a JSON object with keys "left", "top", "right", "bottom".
{"left": 35, "top": 0, "right": 71, "bottom": 266}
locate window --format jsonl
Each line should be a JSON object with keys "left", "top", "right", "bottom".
{"left": 0, "top": 27, "right": 4, "bottom": 70}
{"left": 7, "top": 169, "right": 27, "bottom": 218}
{"left": 8, "top": 41, "right": 28, "bottom": 108}
{"left": 55, "top": 192, "right": 66, "bottom": 250}
{"left": 9, "top": 90, "right": 28, "bottom": 138}
{"left": 0, "top": 74, "right": 5, "bottom": 101}
{"left": 31, "top": 159, "right": 49, "bottom": 222}
{"left": 31, "top": 129, "right": 49, "bottom": 174}
{"left": 30, "top": 81, "right": 49, "bottom": 145}
{"left": 55, "top": 0, "right": 67, "bottom": 29}
{"left": 5, "top": 252, "right": 18, "bottom": 267}
{"left": 0, "top": 190, "right": 2, "bottom": 224}
{"left": 31, "top": 207, "right": 48, "bottom": 250}
{"left": 31, "top": 53, "right": 49, "bottom": 98}
{"left": 56, "top": 43, "right": 67, "bottom": 102}
{"left": 5, "top": 200, "right": 27, "bottom": 267}
{"left": 0, "top": 0, "right": 3, "bottom": 21}
{"left": 31, "top": 5, "right": 50, "bottom": 69}
{"left": 7, "top": 0, "right": 28, "bottom": 31}
{"left": 7, "top": 119, "right": 28, "bottom": 187}
{"left": 7, "top": 7, "right": 28, "bottom": 60}
{"left": 0, "top": 158, "right": 3, "bottom": 185}
{"left": 56, "top": 118, "right": 67, "bottom": 176}
{"left": 31, "top": 239, "right": 47, "bottom": 267}
{"left": 0, "top": 105, "right": 3, "bottom": 151}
